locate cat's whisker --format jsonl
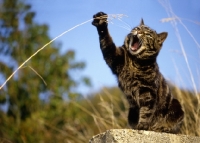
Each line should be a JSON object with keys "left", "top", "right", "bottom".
{"left": 138, "top": 37, "right": 143, "bottom": 44}
{"left": 138, "top": 39, "right": 143, "bottom": 46}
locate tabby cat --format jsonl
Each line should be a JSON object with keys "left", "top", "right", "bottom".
{"left": 92, "top": 12, "right": 184, "bottom": 133}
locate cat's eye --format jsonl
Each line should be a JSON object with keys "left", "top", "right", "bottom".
{"left": 145, "top": 33, "right": 152, "bottom": 38}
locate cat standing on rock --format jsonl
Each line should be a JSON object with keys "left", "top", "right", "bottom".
{"left": 92, "top": 12, "right": 184, "bottom": 133}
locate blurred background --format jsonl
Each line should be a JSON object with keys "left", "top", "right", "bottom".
{"left": 0, "top": 0, "right": 200, "bottom": 142}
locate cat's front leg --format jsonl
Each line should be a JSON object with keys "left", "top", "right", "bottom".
{"left": 137, "top": 107, "right": 153, "bottom": 130}
{"left": 92, "top": 12, "right": 123, "bottom": 74}
{"left": 92, "top": 12, "right": 108, "bottom": 37}
{"left": 137, "top": 91, "right": 156, "bottom": 130}
{"left": 92, "top": 12, "right": 115, "bottom": 50}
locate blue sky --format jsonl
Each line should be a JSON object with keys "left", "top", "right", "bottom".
{"left": 28, "top": 0, "right": 200, "bottom": 95}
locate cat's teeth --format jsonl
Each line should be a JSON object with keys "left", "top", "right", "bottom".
{"left": 129, "top": 39, "right": 132, "bottom": 49}
{"left": 133, "top": 31, "right": 137, "bottom": 35}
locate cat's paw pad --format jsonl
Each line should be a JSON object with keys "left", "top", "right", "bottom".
{"left": 137, "top": 122, "right": 149, "bottom": 130}
{"left": 92, "top": 12, "right": 108, "bottom": 27}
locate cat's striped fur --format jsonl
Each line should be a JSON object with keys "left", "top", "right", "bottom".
{"left": 92, "top": 12, "right": 184, "bottom": 133}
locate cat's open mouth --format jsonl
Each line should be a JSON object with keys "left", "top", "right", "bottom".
{"left": 129, "top": 35, "right": 141, "bottom": 52}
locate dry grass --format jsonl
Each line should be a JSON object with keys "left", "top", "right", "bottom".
{"left": 57, "top": 85, "right": 200, "bottom": 142}
{"left": 158, "top": 0, "right": 200, "bottom": 136}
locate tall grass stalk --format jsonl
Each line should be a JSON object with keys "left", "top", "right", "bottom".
{"left": 158, "top": 0, "right": 200, "bottom": 136}
{"left": 0, "top": 14, "right": 127, "bottom": 90}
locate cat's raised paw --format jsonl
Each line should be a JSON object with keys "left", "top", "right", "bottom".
{"left": 92, "top": 12, "right": 108, "bottom": 28}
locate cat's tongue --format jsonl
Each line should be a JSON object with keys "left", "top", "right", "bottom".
{"left": 131, "top": 42, "right": 139, "bottom": 51}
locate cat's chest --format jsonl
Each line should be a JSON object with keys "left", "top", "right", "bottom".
{"left": 117, "top": 65, "right": 157, "bottom": 96}
{"left": 118, "top": 68, "right": 141, "bottom": 89}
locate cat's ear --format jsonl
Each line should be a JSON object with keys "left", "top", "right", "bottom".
{"left": 140, "top": 18, "right": 144, "bottom": 26}
{"left": 158, "top": 32, "right": 168, "bottom": 44}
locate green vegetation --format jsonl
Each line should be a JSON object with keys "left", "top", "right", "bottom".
{"left": 0, "top": 0, "right": 199, "bottom": 142}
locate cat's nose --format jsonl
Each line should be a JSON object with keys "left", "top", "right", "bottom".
{"left": 137, "top": 30, "right": 142, "bottom": 34}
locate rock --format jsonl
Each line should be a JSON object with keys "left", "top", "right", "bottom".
{"left": 89, "top": 129, "right": 200, "bottom": 143}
